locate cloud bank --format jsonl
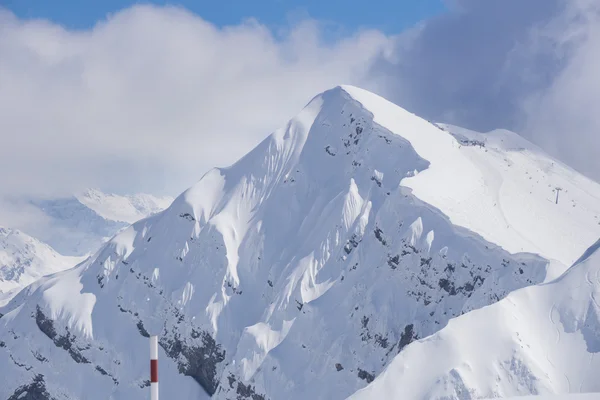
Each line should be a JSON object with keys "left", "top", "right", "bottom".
{"left": 0, "top": 5, "right": 391, "bottom": 200}
{"left": 373, "top": 0, "right": 600, "bottom": 181}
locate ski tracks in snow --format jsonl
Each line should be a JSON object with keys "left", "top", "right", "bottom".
{"left": 585, "top": 269, "right": 600, "bottom": 309}
{"left": 549, "top": 304, "right": 561, "bottom": 346}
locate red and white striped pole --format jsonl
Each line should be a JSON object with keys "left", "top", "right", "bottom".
{"left": 150, "top": 335, "right": 159, "bottom": 400}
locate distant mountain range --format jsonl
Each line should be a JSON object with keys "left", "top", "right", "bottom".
{"left": 30, "top": 189, "right": 173, "bottom": 257}
{"left": 0, "top": 190, "right": 172, "bottom": 307}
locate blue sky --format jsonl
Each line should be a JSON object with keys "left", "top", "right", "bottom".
{"left": 3, "top": 0, "right": 446, "bottom": 33}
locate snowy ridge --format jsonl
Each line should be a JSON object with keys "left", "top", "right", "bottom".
{"left": 0, "top": 228, "right": 84, "bottom": 307}
{"left": 0, "top": 86, "right": 599, "bottom": 399}
{"left": 348, "top": 238, "right": 600, "bottom": 399}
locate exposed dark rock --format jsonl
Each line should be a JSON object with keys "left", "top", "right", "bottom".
{"left": 325, "top": 146, "right": 336, "bottom": 156}
{"left": 236, "top": 381, "right": 266, "bottom": 400}
{"left": 159, "top": 329, "right": 226, "bottom": 396}
{"left": 438, "top": 278, "right": 457, "bottom": 296}
{"left": 267, "top": 280, "right": 273, "bottom": 288}
{"left": 456, "top": 137, "right": 485, "bottom": 148}
{"left": 179, "top": 213, "right": 196, "bottom": 222}
{"left": 137, "top": 320, "right": 150, "bottom": 338}
{"left": 375, "top": 334, "right": 389, "bottom": 349}
{"left": 228, "top": 373, "right": 236, "bottom": 389}
{"left": 420, "top": 257, "right": 432, "bottom": 267}
{"left": 35, "top": 307, "right": 90, "bottom": 364}
{"left": 7, "top": 374, "right": 54, "bottom": 400}
{"left": 361, "top": 316, "right": 369, "bottom": 329}
{"left": 95, "top": 365, "right": 108, "bottom": 376}
{"left": 445, "top": 263, "right": 455, "bottom": 273}
{"left": 387, "top": 255, "right": 400, "bottom": 269}
{"left": 374, "top": 227, "right": 387, "bottom": 246}
{"left": 357, "top": 368, "right": 375, "bottom": 383}
{"left": 32, "top": 351, "right": 48, "bottom": 363}
{"left": 335, "top": 363, "right": 344, "bottom": 371}
{"left": 379, "top": 135, "right": 392, "bottom": 144}
{"left": 398, "top": 324, "right": 417, "bottom": 352}
{"left": 344, "top": 234, "right": 361, "bottom": 254}
{"left": 438, "top": 275, "right": 485, "bottom": 297}
{"left": 10, "top": 354, "right": 32, "bottom": 370}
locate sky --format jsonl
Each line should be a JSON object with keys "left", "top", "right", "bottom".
{"left": 0, "top": 0, "right": 599, "bottom": 233}
{"left": 4, "top": 0, "right": 446, "bottom": 33}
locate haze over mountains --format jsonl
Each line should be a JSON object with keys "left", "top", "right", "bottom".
{"left": 0, "top": 86, "right": 599, "bottom": 400}
{"left": 30, "top": 189, "right": 173, "bottom": 257}
{"left": 0, "top": 190, "right": 172, "bottom": 307}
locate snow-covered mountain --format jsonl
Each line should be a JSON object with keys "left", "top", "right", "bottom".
{"left": 0, "top": 228, "right": 84, "bottom": 307}
{"left": 0, "top": 86, "right": 599, "bottom": 400}
{"left": 29, "top": 189, "right": 173, "bottom": 256}
{"left": 349, "top": 237, "right": 600, "bottom": 399}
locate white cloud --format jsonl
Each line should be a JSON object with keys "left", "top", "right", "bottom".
{"left": 522, "top": 0, "right": 600, "bottom": 182}
{"left": 0, "top": 5, "right": 391, "bottom": 202}
{"left": 371, "top": 0, "right": 600, "bottom": 182}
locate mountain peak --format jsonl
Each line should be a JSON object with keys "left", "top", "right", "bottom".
{"left": 181, "top": 84, "right": 600, "bottom": 267}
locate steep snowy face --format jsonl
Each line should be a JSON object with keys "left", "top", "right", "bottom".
{"left": 0, "top": 228, "right": 84, "bottom": 306}
{"left": 30, "top": 190, "right": 173, "bottom": 256}
{"left": 0, "top": 86, "right": 599, "bottom": 400}
{"left": 348, "top": 238, "right": 600, "bottom": 400}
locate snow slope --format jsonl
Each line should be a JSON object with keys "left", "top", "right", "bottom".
{"left": 348, "top": 238, "right": 600, "bottom": 400}
{"left": 0, "top": 227, "right": 84, "bottom": 307}
{"left": 0, "top": 86, "right": 599, "bottom": 399}
{"left": 30, "top": 190, "right": 173, "bottom": 256}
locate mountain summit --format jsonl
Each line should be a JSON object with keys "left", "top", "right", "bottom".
{"left": 1, "top": 86, "right": 599, "bottom": 399}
